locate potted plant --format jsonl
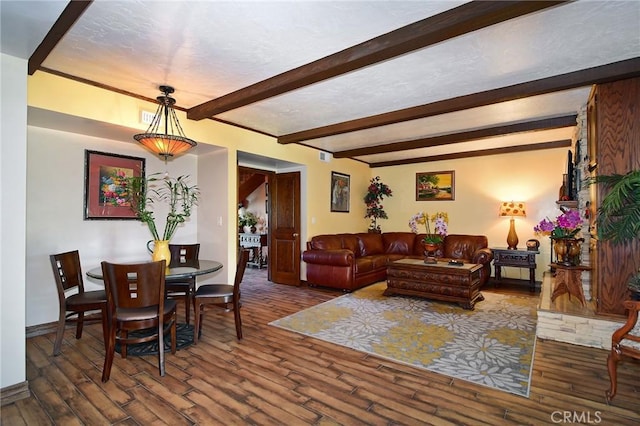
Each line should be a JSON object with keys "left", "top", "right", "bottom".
{"left": 127, "top": 173, "right": 199, "bottom": 262}
{"left": 364, "top": 176, "right": 392, "bottom": 233}
{"left": 239, "top": 211, "right": 258, "bottom": 233}
{"left": 409, "top": 211, "right": 448, "bottom": 262}
{"left": 593, "top": 169, "right": 640, "bottom": 297}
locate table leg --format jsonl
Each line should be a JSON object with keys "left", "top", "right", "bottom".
{"left": 529, "top": 268, "right": 536, "bottom": 292}
{"left": 494, "top": 265, "right": 502, "bottom": 287}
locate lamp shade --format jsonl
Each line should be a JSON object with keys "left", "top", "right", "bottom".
{"left": 499, "top": 201, "right": 526, "bottom": 217}
{"left": 134, "top": 85, "right": 197, "bottom": 162}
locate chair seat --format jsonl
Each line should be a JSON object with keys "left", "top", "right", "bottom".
{"left": 116, "top": 300, "right": 178, "bottom": 322}
{"left": 195, "top": 284, "right": 233, "bottom": 298}
{"left": 66, "top": 289, "right": 107, "bottom": 307}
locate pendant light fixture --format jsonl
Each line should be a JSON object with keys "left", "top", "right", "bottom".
{"left": 134, "top": 85, "right": 197, "bottom": 162}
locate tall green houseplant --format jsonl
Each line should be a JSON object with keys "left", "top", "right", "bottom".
{"left": 127, "top": 173, "right": 199, "bottom": 241}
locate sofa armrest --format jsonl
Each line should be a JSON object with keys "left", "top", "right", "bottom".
{"left": 302, "top": 249, "right": 354, "bottom": 267}
{"left": 472, "top": 248, "right": 493, "bottom": 265}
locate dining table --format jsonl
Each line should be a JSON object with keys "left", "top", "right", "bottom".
{"left": 86, "top": 259, "right": 223, "bottom": 281}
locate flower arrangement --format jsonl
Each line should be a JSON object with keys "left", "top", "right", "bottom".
{"left": 364, "top": 176, "right": 392, "bottom": 232}
{"left": 239, "top": 211, "right": 258, "bottom": 228}
{"left": 409, "top": 211, "right": 449, "bottom": 244}
{"left": 533, "top": 209, "right": 582, "bottom": 239}
{"left": 127, "top": 173, "right": 199, "bottom": 241}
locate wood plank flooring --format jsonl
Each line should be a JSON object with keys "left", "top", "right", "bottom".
{"left": 4, "top": 269, "right": 640, "bottom": 425}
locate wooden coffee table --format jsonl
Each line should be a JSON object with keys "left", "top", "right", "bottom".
{"left": 385, "top": 259, "right": 484, "bottom": 309}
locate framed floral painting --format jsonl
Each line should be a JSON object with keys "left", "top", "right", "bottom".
{"left": 84, "top": 150, "right": 145, "bottom": 220}
{"left": 416, "top": 170, "right": 455, "bottom": 201}
{"left": 330, "top": 171, "right": 350, "bottom": 212}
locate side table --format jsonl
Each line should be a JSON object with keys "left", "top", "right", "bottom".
{"left": 551, "top": 263, "right": 591, "bottom": 306}
{"left": 239, "top": 233, "right": 268, "bottom": 268}
{"left": 491, "top": 247, "right": 539, "bottom": 292}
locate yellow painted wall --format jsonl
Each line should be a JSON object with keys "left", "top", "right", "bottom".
{"left": 372, "top": 150, "right": 568, "bottom": 281}
{"left": 28, "top": 72, "right": 571, "bottom": 285}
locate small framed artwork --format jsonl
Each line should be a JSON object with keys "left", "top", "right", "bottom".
{"left": 330, "top": 171, "right": 350, "bottom": 212}
{"left": 84, "top": 150, "right": 145, "bottom": 220}
{"left": 416, "top": 170, "right": 455, "bottom": 201}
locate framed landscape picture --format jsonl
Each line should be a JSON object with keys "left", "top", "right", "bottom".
{"left": 330, "top": 171, "right": 350, "bottom": 212}
{"left": 84, "top": 150, "right": 145, "bottom": 220}
{"left": 416, "top": 170, "right": 455, "bottom": 201}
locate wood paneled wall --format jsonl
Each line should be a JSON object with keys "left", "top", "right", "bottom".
{"left": 591, "top": 77, "right": 640, "bottom": 315}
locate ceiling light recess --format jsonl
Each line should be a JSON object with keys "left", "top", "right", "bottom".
{"left": 134, "top": 85, "right": 197, "bottom": 162}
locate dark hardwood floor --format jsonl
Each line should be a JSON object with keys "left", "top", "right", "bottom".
{"left": 3, "top": 268, "right": 639, "bottom": 425}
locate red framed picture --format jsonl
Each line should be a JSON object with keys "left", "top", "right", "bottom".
{"left": 84, "top": 150, "right": 145, "bottom": 220}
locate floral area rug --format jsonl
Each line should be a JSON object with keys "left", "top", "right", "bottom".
{"left": 269, "top": 282, "right": 538, "bottom": 397}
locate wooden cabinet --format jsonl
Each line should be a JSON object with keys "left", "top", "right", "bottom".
{"left": 588, "top": 77, "right": 640, "bottom": 316}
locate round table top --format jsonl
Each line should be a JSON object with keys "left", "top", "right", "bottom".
{"left": 86, "top": 259, "right": 223, "bottom": 280}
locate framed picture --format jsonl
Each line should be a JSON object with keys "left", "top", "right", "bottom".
{"left": 416, "top": 170, "right": 455, "bottom": 201}
{"left": 330, "top": 171, "right": 350, "bottom": 212}
{"left": 84, "top": 150, "right": 145, "bottom": 220}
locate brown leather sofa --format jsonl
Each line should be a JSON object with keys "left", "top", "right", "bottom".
{"left": 302, "top": 232, "right": 493, "bottom": 292}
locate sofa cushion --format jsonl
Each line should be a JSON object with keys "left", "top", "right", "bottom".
{"left": 354, "top": 256, "right": 375, "bottom": 274}
{"left": 383, "top": 232, "right": 416, "bottom": 255}
{"left": 341, "top": 234, "right": 361, "bottom": 257}
{"left": 356, "top": 233, "right": 384, "bottom": 256}
{"left": 443, "top": 234, "right": 488, "bottom": 260}
{"left": 309, "top": 234, "right": 343, "bottom": 250}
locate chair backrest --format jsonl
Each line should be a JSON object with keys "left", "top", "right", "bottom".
{"left": 168, "top": 244, "right": 200, "bottom": 268}
{"left": 50, "top": 250, "right": 85, "bottom": 295}
{"left": 101, "top": 260, "right": 166, "bottom": 310}
{"left": 234, "top": 249, "right": 250, "bottom": 297}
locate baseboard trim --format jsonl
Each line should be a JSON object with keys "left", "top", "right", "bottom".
{"left": 1, "top": 381, "right": 30, "bottom": 406}
{"left": 26, "top": 321, "right": 57, "bottom": 339}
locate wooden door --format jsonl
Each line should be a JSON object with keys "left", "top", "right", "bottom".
{"left": 269, "top": 171, "right": 301, "bottom": 286}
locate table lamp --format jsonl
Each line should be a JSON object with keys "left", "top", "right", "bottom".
{"left": 499, "top": 201, "right": 526, "bottom": 250}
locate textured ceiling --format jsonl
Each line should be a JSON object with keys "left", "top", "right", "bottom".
{"left": 2, "top": 1, "right": 639, "bottom": 167}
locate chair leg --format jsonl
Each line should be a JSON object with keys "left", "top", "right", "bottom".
{"left": 606, "top": 347, "right": 621, "bottom": 401}
{"left": 233, "top": 299, "right": 243, "bottom": 340}
{"left": 75, "top": 312, "right": 84, "bottom": 339}
{"left": 53, "top": 309, "right": 67, "bottom": 356}
{"left": 184, "top": 293, "right": 190, "bottom": 325}
{"left": 193, "top": 301, "right": 201, "bottom": 345}
{"left": 158, "top": 321, "right": 165, "bottom": 377}
{"left": 121, "top": 330, "right": 128, "bottom": 359}
{"left": 170, "top": 313, "right": 177, "bottom": 354}
{"left": 101, "top": 321, "right": 116, "bottom": 383}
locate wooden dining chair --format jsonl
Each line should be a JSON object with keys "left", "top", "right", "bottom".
{"left": 100, "top": 260, "right": 177, "bottom": 383}
{"left": 50, "top": 250, "right": 107, "bottom": 356}
{"left": 606, "top": 299, "right": 640, "bottom": 401}
{"left": 193, "top": 249, "right": 250, "bottom": 343}
{"left": 167, "top": 243, "right": 200, "bottom": 324}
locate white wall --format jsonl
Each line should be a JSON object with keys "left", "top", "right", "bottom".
{"left": 1, "top": 53, "right": 27, "bottom": 389}
{"left": 25, "top": 127, "right": 208, "bottom": 327}
{"left": 197, "top": 149, "right": 231, "bottom": 272}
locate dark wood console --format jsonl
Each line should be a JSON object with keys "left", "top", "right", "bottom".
{"left": 491, "top": 247, "right": 539, "bottom": 292}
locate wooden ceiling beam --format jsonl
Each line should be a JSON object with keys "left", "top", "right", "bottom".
{"left": 333, "top": 115, "right": 577, "bottom": 158}
{"left": 28, "top": 1, "right": 93, "bottom": 75}
{"left": 187, "top": 1, "right": 566, "bottom": 120}
{"left": 370, "top": 140, "right": 572, "bottom": 168}
{"left": 279, "top": 57, "right": 640, "bottom": 144}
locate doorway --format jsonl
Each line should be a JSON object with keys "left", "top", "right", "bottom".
{"left": 237, "top": 152, "right": 304, "bottom": 286}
